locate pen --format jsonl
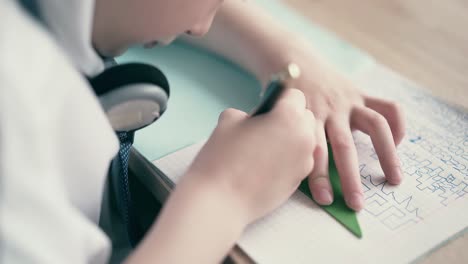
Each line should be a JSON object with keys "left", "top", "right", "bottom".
{"left": 251, "top": 63, "right": 301, "bottom": 116}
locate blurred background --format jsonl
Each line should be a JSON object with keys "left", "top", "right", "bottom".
{"left": 284, "top": 0, "right": 468, "bottom": 109}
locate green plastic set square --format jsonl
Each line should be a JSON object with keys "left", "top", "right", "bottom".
{"left": 299, "top": 146, "right": 362, "bottom": 238}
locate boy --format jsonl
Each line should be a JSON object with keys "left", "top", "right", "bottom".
{"left": 0, "top": 0, "right": 404, "bottom": 263}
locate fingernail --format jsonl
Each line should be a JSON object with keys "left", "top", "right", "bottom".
{"left": 389, "top": 165, "right": 404, "bottom": 185}
{"left": 314, "top": 189, "right": 333, "bottom": 205}
{"left": 347, "top": 192, "right": 364, "bottom": 211}
{"left": 394, "top": 168, "right": 403, "bottom": 184}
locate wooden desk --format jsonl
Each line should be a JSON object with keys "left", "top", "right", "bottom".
{"left": 284, "top": 0, "right": 468, "bottom": 109}
{"left": 283, "top": 0, "right": 468, "bottom": 263}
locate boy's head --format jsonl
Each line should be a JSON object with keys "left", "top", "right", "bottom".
{"left": 93, "top": 0, "right": 223, "bottom": 56}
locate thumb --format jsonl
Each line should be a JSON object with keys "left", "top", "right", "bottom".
{"left": 218, "top": 108, "right": 248, "bottom": 125}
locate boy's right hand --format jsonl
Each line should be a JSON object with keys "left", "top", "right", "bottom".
{"left": 184, "top": 88, "right": 316, "bottom": 224}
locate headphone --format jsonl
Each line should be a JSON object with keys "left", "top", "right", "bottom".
{"left": 18, "top": 0, "right": 171, "bottom": 133}
{"left": 88, "top": 63, "right": 170, "bottom": 132}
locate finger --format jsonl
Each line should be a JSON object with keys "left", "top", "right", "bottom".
{"left": 364, "top": 96, "right": 406, "bottom": 146}
{"left": 299, "top": 109, "right": 317, "bottom": 177}
{"left": 272, "top": 88, "right": 306, "bottom": 114}
{"left": 304, "top": 109, "right": 316, "bottom": 131}
{"left": 308, "top": 120, "right": 333, "bottom": 205}
{"left": 326, "top": 118, "right": 364, "bottom": 211}
{"left": 351, "top": 107, "right": 403, "bottom": 185}
{"left": 218, "top": 108, "right": 248, "bottom": 125}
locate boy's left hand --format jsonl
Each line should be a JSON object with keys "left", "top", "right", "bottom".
{"left": 270, "top": 39, "right": 406, "bottom": 211}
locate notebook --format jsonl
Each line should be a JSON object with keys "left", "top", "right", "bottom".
{"left": 149, "top": 64, "right": 468, "bottom": 263}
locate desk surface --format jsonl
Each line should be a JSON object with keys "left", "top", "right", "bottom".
{"left": 285, "top": 0, "right": 468, "bottom": 109}
{"left": 284, "top": 0, "right": 468, "bottom": 262}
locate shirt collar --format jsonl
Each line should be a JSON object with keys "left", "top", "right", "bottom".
{"left": 38, "top": 0, "right": 105, "bottom": 76}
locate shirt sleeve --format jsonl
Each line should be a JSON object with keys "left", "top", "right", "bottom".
{"left": 0, "top": 1, "right": 118, "bottom": 263}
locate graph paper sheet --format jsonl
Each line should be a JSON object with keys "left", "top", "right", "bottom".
{"left": 152, "top": 64, "right": 468, "bottom": 263}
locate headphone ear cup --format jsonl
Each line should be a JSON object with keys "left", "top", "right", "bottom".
{"left": 88, "top": 63, "right": 170, "bottom": 132}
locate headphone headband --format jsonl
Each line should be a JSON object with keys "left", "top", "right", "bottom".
{"left": 89, "top": 63, "right": 170, "bottom": 97}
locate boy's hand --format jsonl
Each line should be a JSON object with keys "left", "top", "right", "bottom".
{"left": 267, "top": 39, "right": 406, "bottom": 211}
{"left": 183, "top": 0, "right": 405, "bottom": 212}
{"left": 185, "top": 88, "right": 316, "bottom": 224}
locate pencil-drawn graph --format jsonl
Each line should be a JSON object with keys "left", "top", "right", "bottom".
{"left": 350, "top": 80, "right": 468, "bottom": 232}
{"left": 354, "top": 130, "right": 467, "bottom": 231}
{"left": 399, "top": 146, "right": 467, "bottom": 206}
{"left": 359, "top": 163, "right": 422, "bottom": 230}
{"left": 399, "top": 102, "right": 468, "bottom": 206}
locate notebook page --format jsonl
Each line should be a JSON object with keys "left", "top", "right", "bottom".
{"left": 152, "top": 64, "right": 468, "bottom": 263}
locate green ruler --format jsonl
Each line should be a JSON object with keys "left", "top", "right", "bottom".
{"left": 298, "top": 146, "right": 362, "bottom": 238}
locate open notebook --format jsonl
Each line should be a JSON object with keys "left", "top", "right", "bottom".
{"left": 148, "top": 64, "right": 468, "bottom": 263}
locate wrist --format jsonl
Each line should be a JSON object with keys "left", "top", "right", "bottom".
{"left": 256, "top": 33, "right": 310, "bottom": 85}
{"left": 129, "top": 171, "right": 248, "bottom": 263}
{"left": 180, "top": 170, "right": 250, "bottom": 231}
{"left": 257, "top": 33, "right": 338, "bottom": 93}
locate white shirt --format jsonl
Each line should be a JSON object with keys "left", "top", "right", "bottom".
{"left": 39, "top": 0, "right": 106, "bottom": 76}
{"left": 0, "top": 0, "right": 119, "bottom": 263}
